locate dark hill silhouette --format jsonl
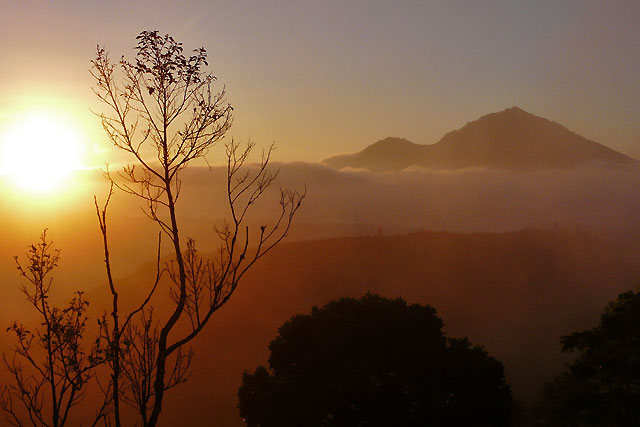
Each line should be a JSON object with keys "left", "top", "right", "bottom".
{"left": 55, "top": 228, "right": 640, "bottom": 426}
{"left": 325, "top": 137, "right": 424, "bottom": 171}
{"left": 324, "top": 107, "right": 637, "bottom": 171}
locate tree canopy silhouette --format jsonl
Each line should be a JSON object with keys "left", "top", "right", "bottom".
{"left": 537, "top": 290, "right": 640, "bottom": 426}
{"left": 238, "top": 294, "right": 512, "bottom": 427}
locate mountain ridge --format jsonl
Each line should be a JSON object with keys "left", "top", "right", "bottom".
{"left": 324, "top": 107, "right": 637, "bottom": 171}
{"left": 81, "top": 228, "right": 640, "bottom": 425}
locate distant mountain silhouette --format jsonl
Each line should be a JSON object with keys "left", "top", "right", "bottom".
{"left": 324, "top": 107, "right": 637, "bottom": 171}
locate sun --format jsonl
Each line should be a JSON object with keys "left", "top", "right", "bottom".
{"left": 1, "top": 113, "right": 86, "bottom": 192}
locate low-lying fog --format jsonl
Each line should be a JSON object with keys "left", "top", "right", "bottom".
{"left": 2, "top": 161, "right": 640, "bottom": 424}
{"left": 2, "top": 161, "right": 640, "bottom": 283}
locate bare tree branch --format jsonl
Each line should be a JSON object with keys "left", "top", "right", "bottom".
{"left": 1, "top": 232, "right": 106, "bottom": 427}
{"left": 91, "top": 30, "right": 303, "bottom": 427}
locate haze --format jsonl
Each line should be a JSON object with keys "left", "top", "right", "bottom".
{"left": 2, "top": 1, "right": 640, "bottom": 426}
{"left": 1, "top": 1, "right": 639, "bottom": 162}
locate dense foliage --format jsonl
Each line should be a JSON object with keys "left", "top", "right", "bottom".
{"left": 538, "top": 290, "right": 640, "bottom": 426}
{"left": 238, "top": 294, "right": 512, "bottom": 426}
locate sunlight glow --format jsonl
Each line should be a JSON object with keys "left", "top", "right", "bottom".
{"left": 0, "top": 113, "right": 86, "bottom": 192}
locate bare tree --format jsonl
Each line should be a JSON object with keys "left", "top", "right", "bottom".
{"left": 115, "top": 307, "right": 192, "bottom": 426}
{"left": 90, "top": 30, "right": 304, "bottom": 426}
{"left": 94, "top": 185, "right": 164, "bottom": 427}
{"left": 0, "top": 231, "right": 106, "bottom": 427}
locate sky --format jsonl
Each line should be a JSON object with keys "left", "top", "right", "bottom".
{"left": 1, "top": 0, "right": 639, "bottom": 163}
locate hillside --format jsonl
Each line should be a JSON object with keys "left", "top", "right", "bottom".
{"left": 324, "top": 107, "right": 637, "bottom": 171}
{"left": 61, "top": 229, "right": 640, "bottom": 425}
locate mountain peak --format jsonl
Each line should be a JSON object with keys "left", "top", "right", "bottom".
{"left": 324, "top": 137, "right": 423, "bottom": 171}
{"left": 479, "top": 106, "right": 546, "bottom": 122}
{"left": 366, "top": 137, "right": 417, "bottom": 150}
{"left": 505, "top": 106, "right": 526, "bottom": 113}
{"left": 323, "top": 107, "right": 636, "bottom": 171}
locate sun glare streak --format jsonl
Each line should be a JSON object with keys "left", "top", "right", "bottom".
{"left": 0, "top": 113, "right": 87, "bottom": 192}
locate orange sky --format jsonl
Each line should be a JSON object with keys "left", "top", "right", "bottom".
{"left": 1, "top": 0, "right": 639, "bottom": 164}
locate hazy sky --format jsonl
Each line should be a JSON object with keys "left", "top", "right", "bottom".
{"left": 1, "top": 0, "right": 639, "bottom": 162}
